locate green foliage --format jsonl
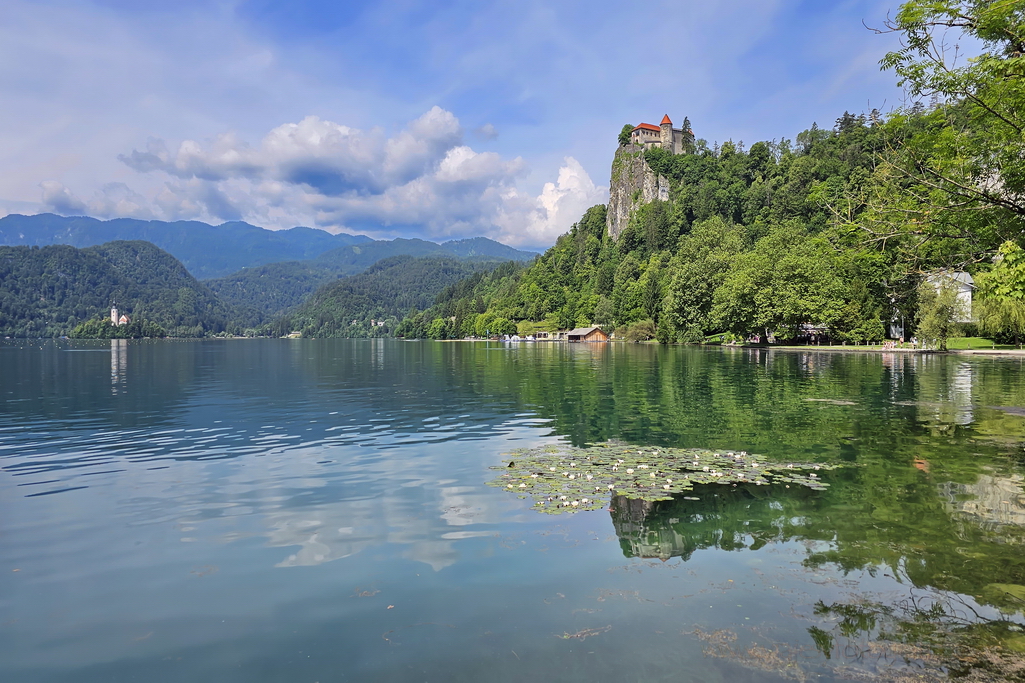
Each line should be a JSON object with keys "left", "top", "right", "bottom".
{"left": 71, "top": 317, "right": 166, "bottom": 339}
{"left": 0, "top": 241, "right": 231, "bottom": 338}
{"left": 618, "top": 319, "right": 656, "bottom": 342}
{"left": 974, "top": 241, "right": 1025, "bottom": 346}
{"left": 859, "top": 0, "right": 1025, "bottom": 267}
{"left": 916, "top": 278, "right": 965, "bottom": 351}
{"left": 618, "top": 124, "right": 634, "bottom": 146}
{"left": 284, "top": 256, "right": 502, "bottom": 338}
{"left": 393, "top": 7, "right": 1025, "bottom": 345}
{"left": 711, "top": 223, "right": 846, "bottom": 340}
{"left": 392, "top": 110, "right": 903, "bottom": 343}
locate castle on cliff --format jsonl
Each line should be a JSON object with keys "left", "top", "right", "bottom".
{"left": 629, "top": 115, "right": 692, "bottom": 154}
{"left": 607, "top": 114, "right": 694, "bottom": 240}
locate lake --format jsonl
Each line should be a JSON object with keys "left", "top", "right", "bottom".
{"left": 3, "top": 339, "right": 1025, "bottom": 682}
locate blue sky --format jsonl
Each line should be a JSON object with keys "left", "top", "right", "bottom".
{"left": 0, "top": 0, "right": 909, "bottom": 248}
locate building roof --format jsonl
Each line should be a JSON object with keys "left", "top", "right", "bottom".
{"left": 660, "top": 114, "right": 672, "bottom": 124}
{"left": 633, "top": 123, "right": 660, "bottom": 133}
{"left": 925, "top": 269, "right": 975, "bottom": 287}
{"left": 567, "top": 327, "right": 603, "bottom": 336}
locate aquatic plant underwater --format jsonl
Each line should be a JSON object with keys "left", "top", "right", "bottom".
{"left": 489, "top": 442, "right": 843, "bottom": 513}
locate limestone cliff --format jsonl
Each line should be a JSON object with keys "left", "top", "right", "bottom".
{"left": 605, "top": 145, "right": 669, "bottom": 240}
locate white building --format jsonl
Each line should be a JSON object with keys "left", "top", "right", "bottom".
{"left": 925, "top": 270, "right": 975, "bottom": 323}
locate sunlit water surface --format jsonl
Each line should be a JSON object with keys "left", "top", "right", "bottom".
{"left": 3, "top": 339, "right": 1025, "bottom": 682}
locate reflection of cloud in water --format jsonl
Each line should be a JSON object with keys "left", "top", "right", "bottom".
{"left": 260, "top": 459, "right": 509, "bottom": 571}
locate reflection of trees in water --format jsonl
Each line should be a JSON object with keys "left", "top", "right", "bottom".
{"left": 610, "top": 486, "right": 818, "bottom": 561}
{"left": 609, "top": 473, "right": 1025, "bottom": 615}
{"left": 612, "top": 480, "right": 1025, "bottom": 676}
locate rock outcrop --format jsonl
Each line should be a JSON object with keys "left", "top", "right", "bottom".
{"left": 605, "top": 145, "right": 669, "bottom": 240}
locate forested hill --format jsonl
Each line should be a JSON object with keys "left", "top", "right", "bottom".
{"left": 397, "top": 115, "right": 894, "bottom": 342}
{"left": 0, "top": 213, "right": 371, "bottom": 279}
{"left": 277, "top": 255, "right": 505, "bottom": 338}
{"left": 398, "top": 2, "right": 1025, "bottom": 346}
{"left": 0, "top": 241, "right": 231, "bottom": 337}
{"left": 207, "top": 238, "right": 538, "bottom": 325}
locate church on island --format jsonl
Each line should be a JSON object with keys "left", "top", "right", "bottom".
{"left": 110, "top": 305, "right": 130, "bottom": 326}
{"left": 629, "top": 115, "right": 692, "bottom": 154}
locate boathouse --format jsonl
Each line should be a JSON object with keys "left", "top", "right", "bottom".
{"left": 566, "top": 327, "right": 609, "bottom": 342}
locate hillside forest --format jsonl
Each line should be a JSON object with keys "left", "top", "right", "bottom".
{"left": 399, "top": 1, "right": 1025, "bottom": 346}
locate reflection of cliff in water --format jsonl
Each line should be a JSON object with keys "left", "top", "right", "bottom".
{"left": 610, "top": 487, "right": 817, "bottom": 561}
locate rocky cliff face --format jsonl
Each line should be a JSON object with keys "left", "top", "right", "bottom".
{"left": 606, "top": 145, "right": 669, "bottom": 240}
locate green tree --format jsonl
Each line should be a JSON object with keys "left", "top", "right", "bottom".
{"left": 712, "top": 223, "right": 845, "bottom": 341}
{"left": 916, "top": 277, "right": 965, "bottom": 351}
{"left": 426, "top": 317, "right": 449, "bottom": 339}
{"left": 862, "top": 0, "right": 1025, "bottom": 265}
{"left": 974, "top": 241, "right": 1025, "bottom": 346}
{"left": 662, "top": 217, "right": 747, "bottom": 339}
{"left": 618, "top": 124, "right": 634, "bottom": 146}
{"left": 491, "top": 317, "right": 517, "bottom": 335}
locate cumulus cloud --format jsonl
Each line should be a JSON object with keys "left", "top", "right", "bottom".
{"left": 39, "top": 181, "right": 86, "bottom": 215}
{"left": 473, "top": 123, "right": 499, "bottom": 141}
{"left": 45, "top": 107, "right": 606, "bottom": 247}
{"left": 40, "top": 181, "right": 153, "bottom": 219}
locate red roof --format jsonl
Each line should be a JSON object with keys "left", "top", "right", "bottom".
{"left": 660, "top": 114, "right": 672, "bottom": 124}
{"left": 633, "top": 123, "right": 660, "bottom": 132}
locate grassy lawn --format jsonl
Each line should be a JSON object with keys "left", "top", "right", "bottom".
{"left": 697, "top": 335, "right": 1020, "bottom": 351}
{"left": 944, "top": 337, "right": 1017, "bottom": 350}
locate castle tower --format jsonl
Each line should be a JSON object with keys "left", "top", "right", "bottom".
{"left": 659, "top": 115, "right": 673, "bottom": 151}
{"left": 111, "top": 304, "right": 118, "bottom": 326}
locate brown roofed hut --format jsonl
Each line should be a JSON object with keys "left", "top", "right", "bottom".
{"left": 566, "top": 327, "right": 609, "bottom": 342}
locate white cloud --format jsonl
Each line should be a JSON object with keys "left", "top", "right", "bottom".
{"left": 39, "top": 180, "right": 85, "bottom": 215}
{"left": 39, "top": 180, "right": 153, "bottom": 219}
{"left": 41, "top": 108, "right": 606, "bottom": 247}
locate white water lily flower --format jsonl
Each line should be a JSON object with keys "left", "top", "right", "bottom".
{"left": 607, "top": 484, "right": 614, "bottom": 489}
{"left": 702, "top": 466, "right": 709, "bottom": 472}
{"left": 582, "top": 498, "right": 589, "bottom": 503}
{"left": 570, "top": 463, "right": 576, "bottom": 467}
{"left": 664, "top": 485, "right": 671, "bottom": 490}
{"left": 569, "top": 474, "right": 576, "bottom": 479}
{"left": 667, "top": 479, "right": 672, "bottom": 484}
{"left": 531, "top": 474, "right": 539, "bottom": 478}
{"left": 519, "top": 483, "right": 526, "bottom": 488}
{"left": 571, "top": 501, "right": 579, "bottom": 506}
{"left": 650, "top": 473, "right": 656, "bottom": 478}
{"left": 626, "top": 468, "right": 634, "bottom": 474}
{"left": 810, "top": 473, "right": 817, "bottom": 478}
{"left": 507, "top": 484, "right": 513, "bottom": 488}
{"left": 560, "top": 495, "right": 567, "bottom": 500}
{"left": 586, "top": 474, "right": 593, "bottom": 480}
{"left": 550, "top": 467, "right": 557, "bottom": 471}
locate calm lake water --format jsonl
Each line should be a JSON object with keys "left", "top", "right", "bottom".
{"left": 3, "top": 339, "right": 1025, "bottom": 682}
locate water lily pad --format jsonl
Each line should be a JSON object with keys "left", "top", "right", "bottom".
{"left": 488, "top": 442, "right": 844, "bottom": 514}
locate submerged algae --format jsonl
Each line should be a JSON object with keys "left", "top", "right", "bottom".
{"left": 489, "top": 442, "right": 843, "bottom": 514}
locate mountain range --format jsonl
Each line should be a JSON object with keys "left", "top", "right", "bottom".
{"left": 0, "top": 214, "right": 536, "bottom": 279}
